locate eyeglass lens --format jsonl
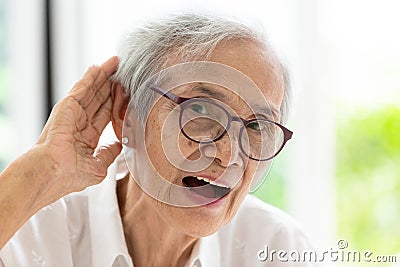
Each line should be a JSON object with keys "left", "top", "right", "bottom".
{"left": 179, "top": 98, "right": 284, "bottom": 161}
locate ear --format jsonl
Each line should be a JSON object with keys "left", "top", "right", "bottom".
{"left": 111, "top": 82, "right": 129, "bottom": 141}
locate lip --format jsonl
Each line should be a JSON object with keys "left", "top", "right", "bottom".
{"left": 205, "top": 189, "right": 231, "bottom": 206}
{"left": 183, "top": 185, "right": 231, "bottom": 207}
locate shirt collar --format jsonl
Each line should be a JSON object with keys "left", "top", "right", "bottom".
{"left": 185, "top": 233, "right": 222, "bottom": 267}
{"left": 88, "top": 155, "right": 133, "bottom": 267}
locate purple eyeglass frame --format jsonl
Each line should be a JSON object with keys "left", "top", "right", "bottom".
{"left": 149, "top": 85, "right": 293, "bottom": 161}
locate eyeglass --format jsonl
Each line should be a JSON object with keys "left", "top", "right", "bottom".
{"left": 149, "top": 85, "right": 293, "bottom": 161}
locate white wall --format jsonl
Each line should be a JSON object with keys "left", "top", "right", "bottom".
{"left": 6, "top": 0, "right": 45, "bottom": 158}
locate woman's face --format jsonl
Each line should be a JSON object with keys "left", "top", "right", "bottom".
{"left": 136, "top": 40, "right": 284, "bottom": 237}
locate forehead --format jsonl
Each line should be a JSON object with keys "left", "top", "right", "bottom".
{"left": 162, "top": 39, "right": 284, "bottom": 118}
{"left": 208, "top": 39, "right": 284, "bottom": 110}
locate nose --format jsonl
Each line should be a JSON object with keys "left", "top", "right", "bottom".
{"left": 201, "top": 125, "right": 244, "bottom": 168}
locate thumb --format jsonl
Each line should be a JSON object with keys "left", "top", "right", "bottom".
{"left": 92, "top": 141, "right": 123, "bottom": 177}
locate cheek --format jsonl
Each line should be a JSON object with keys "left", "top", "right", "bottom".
{"left": 230, "top": 161, "right": 261, "bottom": 201}
{"left": 178, "top": 133, "right": 201, "bottom": 160}
{"left": 144, "top": 108, "right": 200, "bottom": 176}
{"left": 238, "top": 164, "right": 255, "bottom": 193}
{"left": 223, "top": 162, "right": 262, "bottom": 221}
{"left": 157, "top": 107, "right": 201, "bottom": 161}
{"left": 223, "top": 182, "right": 251, "bottom": 224}
{"left": 144, "top": 113, "right": 172, "bottom": 175}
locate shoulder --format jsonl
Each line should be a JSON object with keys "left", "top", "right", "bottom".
{"left": 223, "top": 195, "right": 310, "bottom": 240}
{"left": 217, "top": 195, "right": 318, "bottom": 266}
{"left": 0, "top": 190, "right": 90, "bottom": 266}
{"left": 0, "top": 161, "right": 121, "bottom": 267}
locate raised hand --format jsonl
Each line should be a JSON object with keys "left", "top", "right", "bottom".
{"left": 37, "top": 56, "right": 122, "bottom": 194}
{"left": 0, "top": 57, "right": 123, "bottom": 249}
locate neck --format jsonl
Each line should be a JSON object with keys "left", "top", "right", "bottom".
{"left": 117, "top": 176, "right": 198, "bottom": 267}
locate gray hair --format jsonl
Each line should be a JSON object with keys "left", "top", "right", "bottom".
{"left": 112, "top": 12, "right": 291, "bottom": 124}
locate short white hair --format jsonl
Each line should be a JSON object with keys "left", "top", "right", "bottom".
{"left": 112, "top": 12, "right": 291, "bottom": 124}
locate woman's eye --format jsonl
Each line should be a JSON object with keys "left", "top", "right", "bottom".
{"left": 247, "top": 121, "right": 262, "bottom": 131}
{"left": 189, "top": 103, "right": 208, "bottom": 114}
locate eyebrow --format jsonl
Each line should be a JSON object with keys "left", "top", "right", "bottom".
{"left": 254, "top": 105, "right": 277, "bottom": 119}
{"left": 190, "top": 85, "right": 228, "bottom": 100}
{"left": 190, "top": 84, "right": 279, "bottom": 120}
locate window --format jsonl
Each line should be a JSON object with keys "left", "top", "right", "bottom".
{"left": 0, "top": 0, "right": 12, "bottom": 171}
{"left": 0, "top": 0, "right": 45, "bottom": 170}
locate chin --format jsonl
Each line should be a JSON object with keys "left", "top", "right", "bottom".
{"left": 181, "top": 221, "right": 223, "bottom": 237}
{"left": 167, "top": 206, "right": 227, "bottom": 237}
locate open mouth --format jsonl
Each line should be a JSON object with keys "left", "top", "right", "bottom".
{"left": 182, "top": 176, "right": 231, "bottom": 199}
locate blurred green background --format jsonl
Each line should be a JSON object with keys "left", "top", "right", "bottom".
{"left": 251, "top": 105, "right": 400, "bottom": 267}
{"left": 252, "top": 153, "right": 287, "bottom": 210}
{"left": 336, "top": 105, "right": 400, "bottom": 266}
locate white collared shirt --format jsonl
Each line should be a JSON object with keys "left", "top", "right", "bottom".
{"left": 0, "top": 157, "right": 320, "bottom": 267}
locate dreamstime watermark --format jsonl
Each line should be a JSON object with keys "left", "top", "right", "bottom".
{"left": 257, "top": 239, "right": 398, "bottom": 263}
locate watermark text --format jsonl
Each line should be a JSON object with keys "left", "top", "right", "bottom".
{"left": 257, "top": 239, "right": 398, "bottom": 263}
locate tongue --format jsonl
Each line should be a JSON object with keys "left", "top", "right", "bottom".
{"left": 182, "top": 176, "right": 230, "bottom": 199}
{"left": 182, "top": 176, "right": 215, "bottom": 198}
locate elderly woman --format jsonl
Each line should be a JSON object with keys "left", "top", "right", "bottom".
{"left": 0, "top": 13, "right": 317, "bottom": 267}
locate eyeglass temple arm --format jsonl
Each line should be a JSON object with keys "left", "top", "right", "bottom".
{"left": 149, "top": 85, "right": 189, "bottom": 104}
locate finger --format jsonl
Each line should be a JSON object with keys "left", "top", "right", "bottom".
{"left": 69, "top": 56, "right": 118, "bottom": 108}
{"left": 75, "top": 56, "right": 118, "bottom": 106}
{"left": 99, "top": 56, "right": 119, "bottom": 78}
{"left": 75, "top": 124, "right": 100, "bottom": 149}
{"left": 92, "top": 141, "right": 123, "bottom": 178}
{"left": 82, "top": 56, "right": 119, "bottom": 92}
{"left": 82, "top": 57, "right": 119, "bottom": 117}
{"left": 38, "top": 97, "right": 87, "bottom": 144}
{"left": 91, "top": 97, "right": 113, "bottom": 135}
{"left": 84, "top": 78, "right": 113, "bottom": 119}
{"left": 74, "top": 97, "right": 112, "bottom": 151}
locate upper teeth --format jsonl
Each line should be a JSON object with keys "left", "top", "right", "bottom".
{"left": 196, "top": 176, "right": 229, "bottom": 188}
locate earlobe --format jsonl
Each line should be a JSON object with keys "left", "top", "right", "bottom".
{"left": 111, "top": 83, "right": 129, "bottom": 141}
